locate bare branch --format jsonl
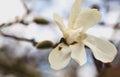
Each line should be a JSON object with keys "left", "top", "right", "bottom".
{"left": 22, "top": 0, "right": 31, "bottom": 14}
{"left": 0, "top": 31, "right": 37, "bottom": 46}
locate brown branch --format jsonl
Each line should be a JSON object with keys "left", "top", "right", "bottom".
{"left": 22, "top": 0, "right": 31, "bottom": 14}
{"left": 0, "top": 31, "right": 37, "bottom": 46}
{"left": 0, "top": 31, "right": 59, "bottom": 49}
{"left": 0, "top": 21, "right": 17, "bottom": 28}
{"left": 0, "top": 0, "right": 50, "bottom": 28}
{"left": 0, "top": 18, "right": 29, "bottom": 29}
{"left": 0, "top": 0, "right": 31, "bottom": 28}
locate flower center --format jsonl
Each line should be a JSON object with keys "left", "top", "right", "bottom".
{"left": 64, "top": 29, "right": 87, "bottom": 45}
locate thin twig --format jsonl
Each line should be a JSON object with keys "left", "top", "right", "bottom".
{"left": 0, "top": 31, "right": 37, "bottom": 46}
{"left": 22, "top": 0, "right": 31, "bottom": 14}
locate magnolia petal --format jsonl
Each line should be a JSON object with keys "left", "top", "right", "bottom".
{"left": 84, "top": 35, "right": 117, "bottom": 63}
{"left": 74, "top": 9, "right": 102, "bottom": 32}
{"left": 69, "top": 0, "right": 82, "bottom": 28}
{"left": 49, "top": 43, "right": 71, "bottom": 70}
{"left": 70, "top": 43, "right": 87, "bottom": 65}
{"left": 53, "top": 13, "right": 66, "bottom": 36}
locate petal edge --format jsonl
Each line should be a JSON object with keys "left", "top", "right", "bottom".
{"left": 49, "top": 43, "right": 71, "bottom": 70}
{"left": 74, "top": 9, "right": 102, "bottom": 32}
{"left": 69, "top": 0, "right": 82, "bottom": 28}
{"left": 70, "top": 43, "right": 87, "bottom": 65}
{"left": 84, "top": 35, "right": 117, "bottom": 63}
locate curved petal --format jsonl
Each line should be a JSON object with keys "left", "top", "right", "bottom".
{"left": 69, "top": 0, "right": 82, "bottom": 28}
{"left": 53, "top": 13, "right": 66, "bottom": 36}
{"left": 84, "top": 35, "right": 117, "bottom": 63}
{"left": 70, "top": 43, "right": 87, "bottom": 65}
{"left": 74, "top": 9, "right": 102, "bottom": 32}
{"left": 49, "top": 43, "right": 71, "bottom": 70}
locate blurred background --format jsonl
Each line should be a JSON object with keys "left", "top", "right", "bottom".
{"left": 0, "top": 0, "right": 120, "bottom": 77}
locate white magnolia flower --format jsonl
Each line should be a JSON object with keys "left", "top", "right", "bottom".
{"left": 49, "top": 0, "right": 117, "bottom": 70}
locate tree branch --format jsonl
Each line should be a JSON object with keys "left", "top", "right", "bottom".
{"left": 0, "top": 31, "right": 37, "bottom": 46}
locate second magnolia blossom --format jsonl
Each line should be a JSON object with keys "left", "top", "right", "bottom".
{"left": 49, "top": 0, "right": 117, "bottom": 70}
